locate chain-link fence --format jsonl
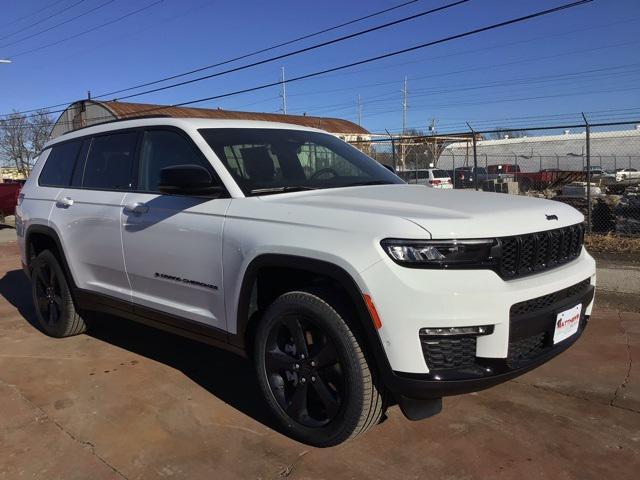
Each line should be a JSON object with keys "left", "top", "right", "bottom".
{"left": 349, "top": 120, "right": 640, "bottom": 237}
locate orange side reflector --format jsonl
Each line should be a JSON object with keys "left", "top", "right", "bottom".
{"left": 363, "top": 294, "right": 382, "bottom": 330}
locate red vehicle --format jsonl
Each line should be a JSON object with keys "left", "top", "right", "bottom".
{"left": 487, "top": 164, "right": 585, "bottom": 191}
{"left": 0, "top": 182, "right": 21, "bottom": 224}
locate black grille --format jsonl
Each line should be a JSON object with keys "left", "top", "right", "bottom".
{"left": 507, "top": 332, "right": 547, "bottom": 368}
{"left": 510, "top": 279, "right": 591, "bottom": 316}
{"left": 420, "top": 336, "right": 476, "bottom": 370}
{"left": 499, "top": 224, "right": 584, "bottom": 279}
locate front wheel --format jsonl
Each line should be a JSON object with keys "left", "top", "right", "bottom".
{"left": 254, "top": 288, "right": 384, "bottom": 447}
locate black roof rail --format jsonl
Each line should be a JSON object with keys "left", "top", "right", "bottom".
{"left": 60, "top": 114, "right": 172, "bottom": 136}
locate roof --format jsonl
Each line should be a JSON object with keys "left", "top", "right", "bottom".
{"left": 47, "top": 117, "right": 336, "bottom": 147}
{"left": 72, "top": 100, "right": 369, "bottom": 135}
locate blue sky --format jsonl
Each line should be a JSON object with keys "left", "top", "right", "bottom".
{"left": 1, "top": 0, "right": 639, "bottom": 133}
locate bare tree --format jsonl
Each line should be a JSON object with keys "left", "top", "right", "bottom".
{"left": 488, "top": 127, "right": 529, "bottom": 140}
{"left": 0, "top": 109, "right": 54, "bottom": 178}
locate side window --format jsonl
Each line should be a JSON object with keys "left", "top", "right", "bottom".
{"left": 82, "top": 132, "right": 138, "bottom": 190}
{"left": 137, "top": 130, "right": 213, "bottom": 193}
{"left": 38, "top": 141, "right": 82, "bottom": 187}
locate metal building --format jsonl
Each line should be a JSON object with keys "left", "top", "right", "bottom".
{"left": 51, "top": 100, "right": 370, "bottom": 142}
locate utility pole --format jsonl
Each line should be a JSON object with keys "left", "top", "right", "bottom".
{"left": 427, "top": 118, "right": 437, "bottom": 167}
{"left": 356, "top": 94, "right": 363, "bottom": 126}
{"left": 402, "top": 76, "right": 408, "bottom": 135}
{"left": 401, "top": 76, "right": 408, "bottom": 169}
{"left": 280, "top": 67, "right": 287, "bottom": 114}
{"left": 429, "top": 118, "right": 436, "bottom": 135}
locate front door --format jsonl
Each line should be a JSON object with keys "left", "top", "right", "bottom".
{"left": 120, "top": 128, "right": 230, "bottom": 330}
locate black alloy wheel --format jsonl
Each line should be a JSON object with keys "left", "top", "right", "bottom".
{"left": 33, "top": 259, "right": 63, "bottom": 328}
{"left": 264, "top": 313, "right": 344, "bottom": 427}
{"left": 31, "top": 250, "right": 86, "bottom": 338}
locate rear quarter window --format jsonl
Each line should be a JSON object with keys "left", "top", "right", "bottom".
{"left": 38, "top": 141, "right": 82, "bottom": 187}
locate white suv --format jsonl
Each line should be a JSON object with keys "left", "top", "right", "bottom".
{"left": 16, "top": 117, "right": 596, "bottom": 446}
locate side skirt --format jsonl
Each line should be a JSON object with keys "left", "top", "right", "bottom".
{"left": 74, "top": 289, "right": 246, "bottom": 357}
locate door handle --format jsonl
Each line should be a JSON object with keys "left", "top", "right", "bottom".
{"left": 55, "top": 196, "right": 74, "bottom": 208}
{"left": 123, "top": 202, "right": 149, "bottom": 214}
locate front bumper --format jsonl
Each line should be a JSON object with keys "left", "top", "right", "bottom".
{"left": 384, "top": 284, "right": 594, "bottom": 399}
{"left": 361, "top": 248, "right": 596, "bottom": 374}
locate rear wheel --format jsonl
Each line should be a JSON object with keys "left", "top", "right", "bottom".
{"left": 254, "top": 288, "right": 384, "bottom": 447}
{"left": 31, "top": 250, "right": 86, "bottom": 338}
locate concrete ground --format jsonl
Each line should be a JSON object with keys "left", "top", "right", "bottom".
{"left": 0, "top": 229, "right": 638, "bottom": 480}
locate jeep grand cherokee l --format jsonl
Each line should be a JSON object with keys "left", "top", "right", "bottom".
{"left": 16, "top": 117, "right": 596, "bottom": 446}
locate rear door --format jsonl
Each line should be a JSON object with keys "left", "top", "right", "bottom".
{"left": 120, "top": 128, "right": 230, "bottom": 330}
{"left": 50, "top": 131, "right": 138, "bottom": 301}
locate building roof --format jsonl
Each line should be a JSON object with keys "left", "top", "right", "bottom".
{"left": 51, "top": 100, "right": 369, "bottom": 138}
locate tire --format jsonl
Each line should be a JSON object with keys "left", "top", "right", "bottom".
{"left": 31, "top": 250, "right": 86, "bottom": 338}
{"left": 254, "top": 288, "right": 384, "bottom": 447}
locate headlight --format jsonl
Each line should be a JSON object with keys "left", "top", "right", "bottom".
{"left": 380, "top": 238, "right": 498, "bottom": 268}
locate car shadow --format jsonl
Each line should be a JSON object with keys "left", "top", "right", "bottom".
{"left": 0, "top": 269, "right": 281, "bottom": 433}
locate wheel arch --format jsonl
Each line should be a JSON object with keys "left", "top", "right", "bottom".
{"left": 25, "top": 224, "right": 78, "bottom": 290}
{"left": 231, "top": 254, "right": 393, "bottom": 379}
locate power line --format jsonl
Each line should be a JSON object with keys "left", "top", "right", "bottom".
{"left": 0, "top": 0, "right": 88, "bottom": 42}
{"left": 1, "top": 0, "right": 596, "bottom": 128}
{"left": 1, "top": 0, "right": 607, "bottom": 120}
{"left": 302, "top": 63, "right": 640, "bottom": 115}
{"left": 362, "top": 83, "right": 640, "bottom": 127}
{"left": 6, "top": 0, "right": 165, "bottom": 59}
{"left": 0, "top": 0, "right": 431, "bottom": 117}
{"left": 84, "top": 0, "right": 427, "bottom": 99}
{"left": 287, "top": 38, "right": 640, "bottom": 107}
{"left": 98, "top": 0, "right": 473, "bottom": 102}
{"left": 0, "top": 0, "right": 68, "bottom": 30}
{"left": 0, "top": 0, "right": 117, "bottom": 50}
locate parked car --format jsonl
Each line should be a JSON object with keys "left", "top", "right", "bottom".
{"left": 398, "top": 168, "right": 452, "bottom": 189}
{"left": 615, "top": 168, "right": 640, "bottom": 182}
{"left": 0, "top": 182, "right": 21, "bottom": 224}
{"left": 447, "top": 166, "right": 495, "bottom": 188}
{"left": 487, "top": 163, "right": 521, "bottom": 179}
{"left": 17, "top": 117, "right": 596, "bottom": 446}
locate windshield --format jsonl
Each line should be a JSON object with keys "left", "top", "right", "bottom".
{"left": 199, "top": 128, "right": 403, "bottom": 195}
{"left": 432, "top": 169, "right": 449, "bottom": 178}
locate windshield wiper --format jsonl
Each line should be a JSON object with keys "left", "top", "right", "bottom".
{"left": 344, "top": 180, "right": 395, "bottom": 187}
{"left": 249, "top": 186, "right": 318, "bottom": 195}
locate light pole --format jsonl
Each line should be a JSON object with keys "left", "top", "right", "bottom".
{"left": 0, "top": 60, "right": 11, "bottom": 64}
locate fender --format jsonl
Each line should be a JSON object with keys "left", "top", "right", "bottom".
{"left": 230, "top": 254, "right": 396, "bottom": 384}
{"left": 25, "top": 224, "right": 78, "bottom": 289}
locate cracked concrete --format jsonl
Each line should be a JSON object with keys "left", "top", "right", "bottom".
{"left": 1, "top": 240, "right": 639, "bottom": 479}
{"left": 611, "top": 311, "right": 633, "bottom": 409}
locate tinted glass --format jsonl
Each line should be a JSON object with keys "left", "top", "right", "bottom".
{"left": 138, "top": 130, "right": 212, "bottom": 192}
{"left": 70, "top": 139, "right": 91, "bottom": 187}
{"left": 432, "top": 169, "right": 449, "bottom": 178}
{"left": 39, "top": 141, "right": 82, "bottom": 187}
{"left": 199, "top": 128, "right": 403, "bottom": 195}
{"left": 82, "top": 132, "right": 138, "bottom": 190}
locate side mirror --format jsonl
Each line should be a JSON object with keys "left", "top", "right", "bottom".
{"left": 158, "top": 164, "right": 224, "bottom": 196}
{"left": 383, "top": 164, "right": 396, "bottom": 173}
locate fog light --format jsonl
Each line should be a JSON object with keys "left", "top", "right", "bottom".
{"left": 420, "top": 325, "right": 494, "bottom": 336}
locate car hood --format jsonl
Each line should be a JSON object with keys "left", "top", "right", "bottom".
{"left": 259, "top": 184, "right": 583, "bottom": 238}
